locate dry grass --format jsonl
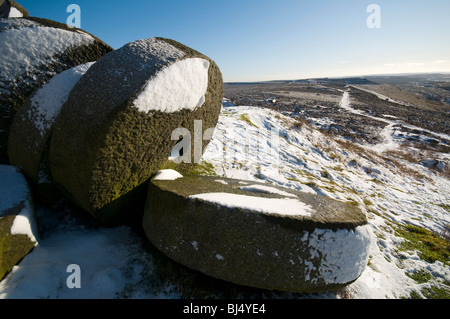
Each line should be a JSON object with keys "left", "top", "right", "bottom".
{"left": 290, "top": 118, "right": 311, "bottom": 130}
{"left": 314, "top": 129, "right": 433, "bottom": 182}
{"left": 384, "top": 144, "right": 449, "bottom": 179}
{"left": 288, "top": 115, "right": 444, "bottom": 182}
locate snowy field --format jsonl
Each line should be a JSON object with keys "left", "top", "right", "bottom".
{"left": 0, "top": 93, "right": 449, "bottom": 299}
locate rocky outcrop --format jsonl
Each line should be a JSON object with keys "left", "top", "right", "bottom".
{"left": 0, "top": 165, "right": 38, "bottom": 281}
{"left": 0, "top": 17, "right": 113, "bottom": 163}
{"left": 49, "top": 38, "right": 223, "bottom": 224}
{"left": 143, "top": 173, "right": 372, "bottom": 293}
{"left": 1, "top": 14, "right": 371, "bottom": 293}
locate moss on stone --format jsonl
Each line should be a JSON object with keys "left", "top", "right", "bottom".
{"left": 0, "top": 214, "right": 35, "bottom": 281}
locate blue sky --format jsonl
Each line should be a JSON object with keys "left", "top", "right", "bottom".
{"left": 17, "top": 0, "right": 450, "bottom": 82}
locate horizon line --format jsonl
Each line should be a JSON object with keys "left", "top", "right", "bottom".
{"left": 224, "top": 71, "right": 450, "bottom": 84}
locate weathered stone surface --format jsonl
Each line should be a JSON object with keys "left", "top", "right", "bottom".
{"left": 49, "top": 38, "right": 223, "bottom": 224}
{"left": 8, "top": 63, "right": 94, "bottom": 205}
{"left": 0, "top": 0, "right": 10, "bottom": 18}
{"left": 0, "top": 17, "right": 113, "bottom": 163}
{"left": 143, "top": 173, "right": 372, "bottom": 293}
{"left": 0, "top": 165, "right": 38, "bottom": 281}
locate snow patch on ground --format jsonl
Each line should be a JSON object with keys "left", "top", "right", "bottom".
{"left": 200, "top": 100, "right": 450, "bottom": 298}
{"left": 10, "top": 200, "right": 37, "bottom": 243}
{"left": 153, "top": 169, "right": 184, "bottom": 181}
{"left": 0, "top": 223, "right": 172, "bottom": 299}
{"left": 0, "top": 165, "right": 38, "bottom": 243}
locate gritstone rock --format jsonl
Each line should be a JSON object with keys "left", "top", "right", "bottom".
{"left": 0, "top": 0, "right": 10, "bottom": 18}
{"left": 0, "top": 17, "right": 113, "bottom": 163}
{"left": 8, "top": 63, "right": 95, "bottom": 205}
{"left": 143, "top": 173, "right": 372, "bottom": 293}
{"left": 49, "top": 38, "right": 223, "bottom": 224}
{"left": 0, "top": 165, "right": 38, "bottom": 281}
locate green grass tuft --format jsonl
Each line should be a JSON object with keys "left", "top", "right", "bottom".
{"left": 395, "top": 224, "right": 449, "bottom": 266}
{"left": 239, "top": 114, "right": 258, "bottom": 128}
{"left": 191, "top": 161, "right": 217, "bottom": 176}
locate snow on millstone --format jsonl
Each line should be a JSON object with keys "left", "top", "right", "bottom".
{"left": 0, "top": 17, "right": 113, "bottom": 164}
{"left": 49, "top": 38, "right": 223, "bottom": 224}
{"left": 9, "top": 1, "right": 29, "bottom": 18}
{"left": 0, "top": 1, "right": 28, "bottom": 18}
{"left": 143, "top": 174, "right": 372, "bottom": 293}
{"left": 0, "top": 165, "right": 38, "bottom": 281}
{"left": 7, "top": 63, "right": 95, "bottom": 205}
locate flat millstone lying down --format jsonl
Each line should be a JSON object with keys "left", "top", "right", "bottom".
{"left": 143, "top": 174, "right": 372, "bottom": 293}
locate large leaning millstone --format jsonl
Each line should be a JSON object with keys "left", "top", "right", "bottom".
{"left": 0, "top": 165, "right": 38, "bottom": 281}
{"left": 8, "top": 63, "right": 95, "bottom": 205}
{"left": 143, "top": 173, "right": 372, "bottom": 293}
{"left": 0, "top": 17, "right": 113, "bottom": 163}
{"left": 49, "top": 38, "right": 223, "bottom": 224}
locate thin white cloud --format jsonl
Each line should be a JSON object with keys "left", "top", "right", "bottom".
{"left": 405, "top": 62, "right": 424, "bottom": 67}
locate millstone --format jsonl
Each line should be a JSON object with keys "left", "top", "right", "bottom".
{"left": 8, "top": 63, "right": 94, "bottom": 205}
{"left": 143, "top": 173, "right": 372, "bottom": 293}
{"left": 0, "top": 17, "right": 112, "bottom": 163}
{"left": 49, "top": 38, "right": 223, "bottom": 224}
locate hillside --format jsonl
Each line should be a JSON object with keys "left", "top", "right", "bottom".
{"left": 1, "top": 81, "right": 449, "bottom": 298}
